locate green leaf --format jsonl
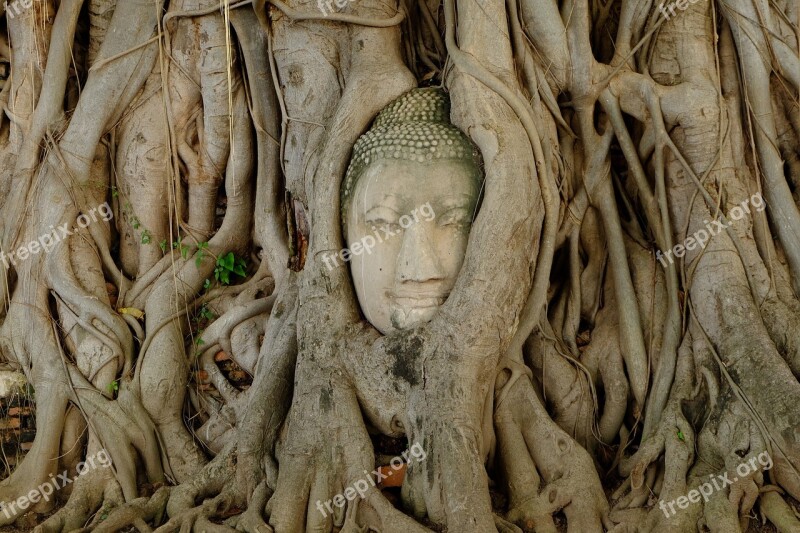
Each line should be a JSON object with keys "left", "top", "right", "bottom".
{"left": 159, "top": 240, "right": 168, "bottom": 253}
{"left": 677, "top": 429, "right": 684, "bottom": 441}
{"left": 203, "top": 278, "right": 212, "bottom": 290}
{"left": 220, "top": 252, "right": 235, "bottom": 270}
{"left": 195, "top": 243, "right": 209, "bottom": 266}
{"left": 141, "top": 229, "right": 151, "bottom": 245}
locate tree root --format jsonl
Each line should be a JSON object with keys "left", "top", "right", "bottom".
{"left": 759, "top": 491, "right": 800, "bottom": 533}
{"left": 83, "top": 486, "right": 170, "bottom": 533}
{"left": 34, "top": 468, "right": 125, "bottom": 533}
{"left": 495, "top": 374, "right": 609, "bottom": 532}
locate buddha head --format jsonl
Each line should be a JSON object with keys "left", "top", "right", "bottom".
{"left": 341, "top": 88, "right": 483, "bottom": 334}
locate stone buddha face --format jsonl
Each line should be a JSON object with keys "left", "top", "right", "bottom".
{"left": 346, "top": 158, "right": 480, "bottom": 334}
{"left": 341, "top": 88, "right": 482, "bottom": 335}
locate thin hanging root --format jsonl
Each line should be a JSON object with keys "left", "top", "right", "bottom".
{"left": 642, "top": 135, "right": 682, "bottom": 439}
{"left": 594, "top": 162, "right": 649, "bottom": 408}
{"left": 578, "top": 207, "right": 605, "bottom": 322}
{"left": 560, "top": 229, "right": 582, "bottom": 357}
{"left": 718, "top": 1, "right": 800, "bottom": 297}
{"left": 598, "top": 83, "right": 683, "bottom": 436}
{"left": 556, "top": 128, "right": 615, "bottom": 247}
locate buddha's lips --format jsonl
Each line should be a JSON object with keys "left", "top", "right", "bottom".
{"left": 390, "top": 294, "right": 448, "bottom": 308}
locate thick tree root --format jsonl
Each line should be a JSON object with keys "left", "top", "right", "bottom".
{"left": 496, "top": 374, "right": 609, "bottom": 532}
{"left": 33, "top": 456, "right": 124, "bottom": 533}
{"left": 83, "top": 486, "right": 170, "bottom": 533}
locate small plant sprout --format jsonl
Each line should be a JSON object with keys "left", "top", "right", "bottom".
{"left": 214, "top": 252, "right": 247, "bottom": 285}
{"left": 172, "top": 238, "right": 189, "bottom": 259}
{"left": 195, "top": 242, "right": 209, "bottom": 267}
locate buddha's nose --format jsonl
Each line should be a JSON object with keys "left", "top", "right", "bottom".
{"left": 395, "top": 223, "right": 445, "bottom": 283}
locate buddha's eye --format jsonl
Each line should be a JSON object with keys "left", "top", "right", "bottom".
{"left": 438, "top": 207, "right": 471, "bottom": 228}
{"left": 368, "top": 218, "right": 402, "bottom": 233}
{"left": 365, "top": 207, "right": 402, "bottom": 233}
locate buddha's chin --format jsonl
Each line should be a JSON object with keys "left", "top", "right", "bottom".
{"left": 390, "top": 304, "right": 439, "bottom": 331}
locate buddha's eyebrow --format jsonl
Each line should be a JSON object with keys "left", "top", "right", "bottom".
{"left": 438, "top": 194, "right": 476, "bottom": 209}
{"left": 363, "top": 194, "right": 404, "bottom": 212}
{"left": 364, "top": 205, "right": 400, "bottom": 218}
